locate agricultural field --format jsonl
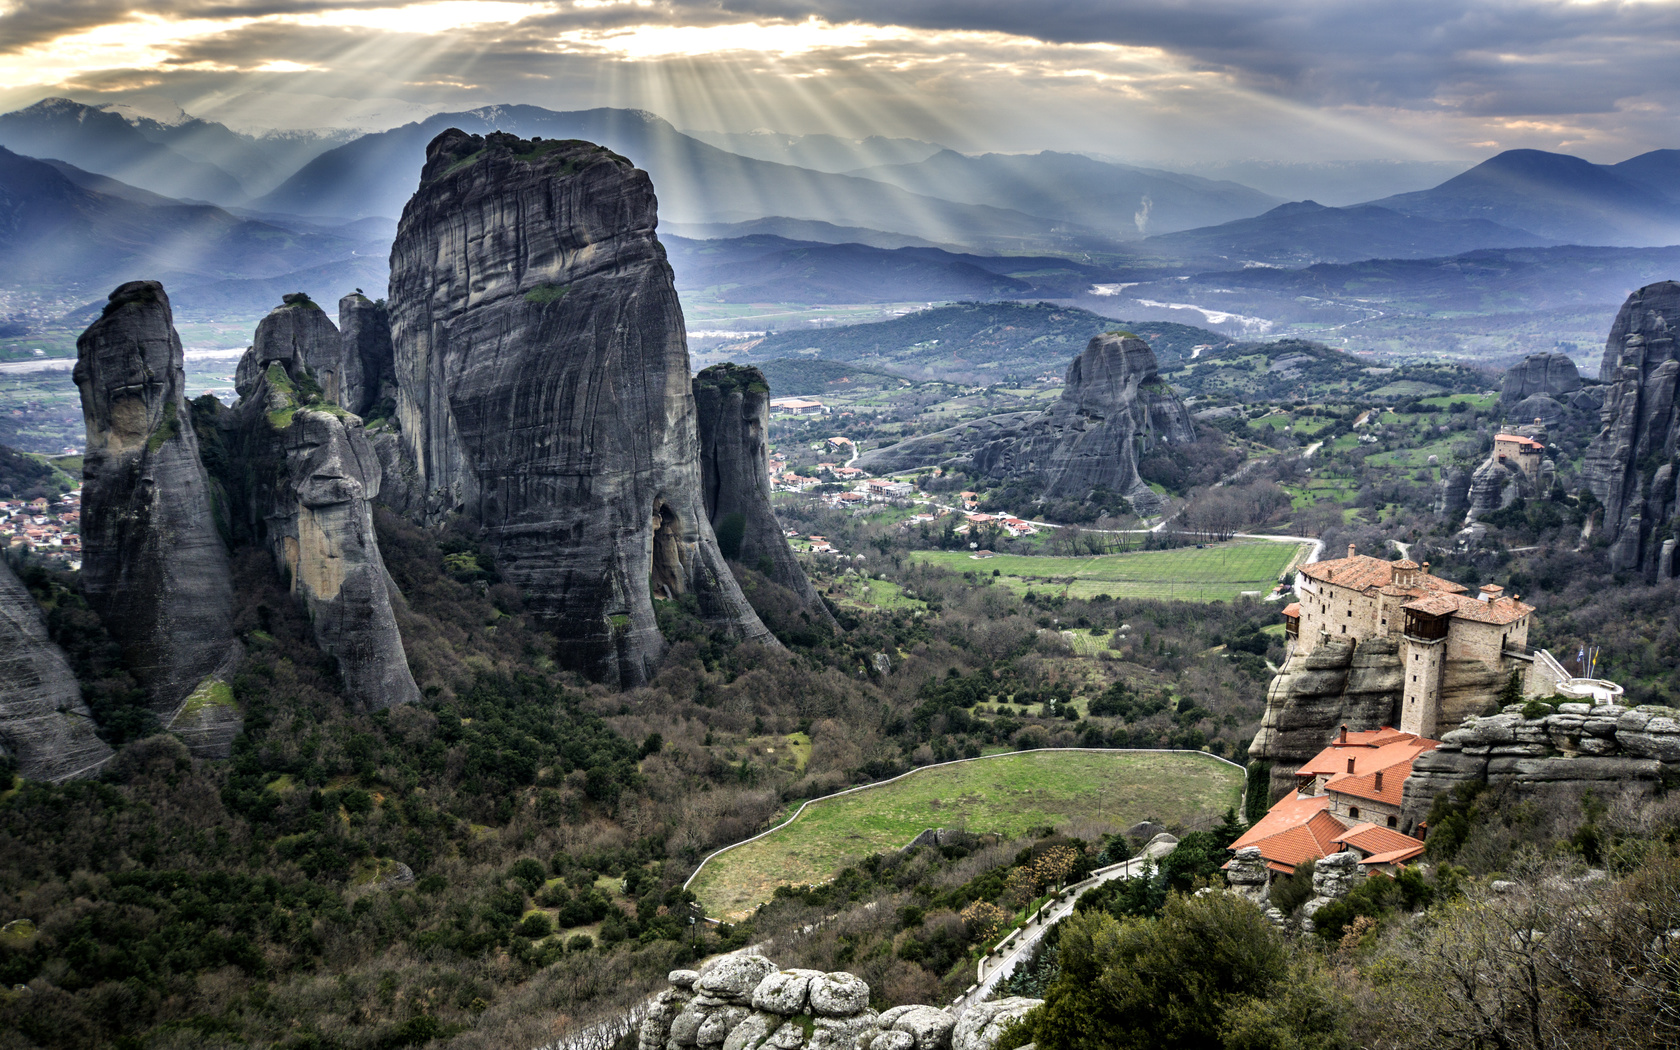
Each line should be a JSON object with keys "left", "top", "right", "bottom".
{"left": 688, "top": 749, "right": 1244, "bottom": 919}
{"left": 909, "top": 539, "right": 1309, "bottom": 602}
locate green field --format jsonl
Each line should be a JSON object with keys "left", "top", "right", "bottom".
{"left": 688, "top": 750, "right": 1245, "bottom": 919}
{"left": 909, "top": 539, "right": 1308, "bottom": 601}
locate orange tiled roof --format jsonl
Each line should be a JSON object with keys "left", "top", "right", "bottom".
{"left": 1360, "top": 843, "right": 1428, "bottom": 866}
{"left": 1228, "top": 792, "right": 1349, "bottom": 873}
{"left": 1323, "top": 744, "right": 1435, "bottom": 806}
{"left": 1494, "top": 433, "right": 1544, "bottom": 450}
{"left": 1331, "top": 822, "right": 1426, "bottom": 858}
{"left": 1298, "top": 554, "right": 1468, "bottom": 596}
{"left": 1297, "top": 730, "right": 1436, "bottom": 778}
{"left": 1402, "top": 590, "right": 1533, "bottom": 627}
{"left": 1282, "top": 602, "right": 1301, "bottom": 618}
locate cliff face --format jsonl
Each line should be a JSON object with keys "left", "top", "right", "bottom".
{"left": 1502, "top": 352, "right": 1582, "bottom": 406}
{"left": 1581, "top": 281, "right": 1680, "bottom": 575}
{"left": 234, "top": 293, "right": 342, "bottom": 401}
{"left": 857, "top": 333, "right": 1195, "bottom": 512}
{"left": 338, "top": 293, "right": 396, "bottom": 418}
{"left": 1401, "top": 702, "right": 1680, "bottom": 830}
{"left": 75, "top": 281, "right": 240, "bottom": 730}
{"left": 0, "top": 558, "right": 112, "bottom": 782}
{"left": 225, "top": 301, "right": 420, "bottom": 711}
{"left": 387, "top": 129, "right": 773, "bottom": 686}
{"left": 1248, "top": 635, "right": 1510, "bottom": 800}
{"left": 693, "top": 364, "right": 834, "bottom": 627}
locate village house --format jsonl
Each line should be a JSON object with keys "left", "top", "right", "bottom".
{"left": 1227, "top": 726, "right": 1439, "bottom": 885}
{"left": 1285, "top": 546, "right": 1539, "bottom": 737}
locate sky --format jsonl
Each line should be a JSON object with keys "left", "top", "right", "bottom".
{"left": 0, "top": 0, "right": 1677, "bottom": 164}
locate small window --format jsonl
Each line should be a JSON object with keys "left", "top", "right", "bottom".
{"left": 1387, "top": 816, "right": 1398, "bottom": 828}
{"left": 1350, "top": 807, "right": 1361, "bottom": 819}
{"left": 1412, "top": 675, "right": 1417, "bottom": 682}
{"left": 1341, "top": 625, "right": 1347, "bottom": 634}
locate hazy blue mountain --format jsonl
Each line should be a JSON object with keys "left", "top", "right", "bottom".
{"left": 0, "top": 98, "right": 248, "bottom": 204}
{"left": 1610, "top": 149, "right": 1680, "bottom": 203}
{"left": 255, "top": 105, "right": 1108, "bottom": 251}
{"left": 1373, "top": 149, "right": 1680, "bottom": 245}
{"left": 119, "top": 110, "right": 351, "bottom": 197}
{"left": 1140, "top": 199, "right": 1552, "bottom": 266}
{"left": 681, "top": 128, "right": 943, "bottom": 173}
{"left": 665, "top": 236, "right": 1035, "bottom": 303}
{"left": 0, "top": 147, "right": 379, "bottom": 310}
{"left": 1163, "top": 159, "right": 1470, "bottom": 207}
{"left": 663, "top": 218, "right": 948, "bottom": 249}
{"left": 846, "top": 150, "right": 1280, "bottom": 237}
{"left": 743, "top": 301, "right": 1223, "bottom": 380}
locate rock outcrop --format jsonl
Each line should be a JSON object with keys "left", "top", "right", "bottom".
{"left": 1466, "top": 455, "right": 1535, "bottom": 520}
{"left": 1434, "top": 465, "right": 1471, "bottom": 518}
{"left": 1501, "top": 352, "right": 1581, "bottom": 407}
{"left": 1248, "top": 633, "right": 1509, "bottom": 800}
{"left": 1401, "top": 702, "right": 1680, "bottom": 828}
{"left": 0, "top": 558, "right": 112, "bottom": 782}
{"left": 387, "top": 129, "right": 773, "bottom": 685}
{"left": 223, "top": 301, "right": 419, "bottom": 711}
{"left": 1299, "top": 851, "right": 1362, "bottom": 934}
{"left": 233, "top": 293, "right": 341, "bottom": 401}
{"left": 75, "top": 281, "right": 240, "bottom": 733}
{"left": 693, "top": 364, "right": 834, "bottom": 627}
{"left": 338, "top": 292, "right": 396, "bottom": 418}
{"left": 639, "top": 956, "right": 1034, "bottom": 1050}
{"left": 1582, "top": 282, "right": 1680, "bottom": 576}
{"left": 857, "top": 332, "right": 1196, "bottom": 513}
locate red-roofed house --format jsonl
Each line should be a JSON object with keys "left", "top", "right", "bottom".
{"left": 1492, "top": 433, "right": 1545, "bottom": 480}
{"left": 1228, "top": 726, "right": 1436, "bottom": 886}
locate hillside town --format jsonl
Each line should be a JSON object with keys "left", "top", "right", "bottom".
{"left": 0, "top": 488, "right": 80, "bottom": 566}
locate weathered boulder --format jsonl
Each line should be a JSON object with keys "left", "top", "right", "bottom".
{"left": 338, "top": 293, "right": 396, "bottom": 418}
{"left": 811, "top": 1011, "right": 876, "bottom": 1050}
{"left": 858, "top": 332, "right": 1195, "bottom": 513}
{"left": 1502, "top": 352, "right": 1581, "bottom": 406}
{"left": 875, "top": 1005, "right": 955, "bottom": 1050}
{"left": 640, "top": 986, "right": 694, "bottom": 1050}
{"left": 698, "top": 955, "right": 779, "bottom": 1005}
{"left": 387, "top": 128, "right": 774, "bottom": 686}
{"left": 1311, "top": 850, "right": 1361, "bottom": 898}
{"left": 699, "top": 1007, "right": 753, "bottom": 1047}
{"left": 871, "top": 1032, "right": 915, "bottom": 1050}
{"left": 0, "top": 558, "right": 112, "bottom": 781}
{"left": 1224, "top": 846, "right": 1270, "bottom": 906}
{"left": 75, "top": 281, "right": 240, "bottom": 739}
{"left": 752, "top": 969, "right": 823, "bottom": 1015}
{"left": 1582, "top": 282, "right": 1680, "bottom": 576}
{"left": 693, "top": 364, "right": 834, "bottom": 628}
{"left": 222, "top": 304, "right": 420, "bottom": 712}
{"left": 807, "top": 972, "right": 870, "bottom": 1017}
{"left": 951, "top": 998, "right": 1041, "bottom": 1050}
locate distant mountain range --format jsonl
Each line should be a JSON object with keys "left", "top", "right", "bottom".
{"left": 0, "top": 98, "right": 349, "bottom": 205}
{"left": 680, "top": 128, "right": 942, "bottom": 174}
{"left": 847, "top": 150, "right": 1280, "bottom": 238}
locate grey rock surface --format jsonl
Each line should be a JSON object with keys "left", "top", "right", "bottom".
{"left": 0, "top": 558, "right": 112, "bottom": 781}
{"left": 1224, "top": 846, "right": 1270, "bottom": 906}
{"left": 234, "top": 294, "right": 343, "bottom": 402}
{"left": 1467, "top": 455, "right": 1532, "bottom": 520}
{"left": 857, "top": 333, "right": 1194, "bottom": 513}
{"left": 694, "top": 364, "right": 834, "bottom": 628}
{"left": 75, "top": 281, "right": 239, "bottom": 731}
{"left": 951, "top": 999, "right": 1042, "bottom": 1050}
{"left": 223, "top": 307, "right": 419, "bottom": 712}
{"left": 1582, "top": 281, "right": 1680, "bottom": 575}
{"left": 697, "top": 954, "right": 779, "bottom": 1005}
{"left": 807, "top": 972, "right": 870, "bottom": 1017}
{"left": 1502, "top": 352, "right": 1581, "bottom": 406}
{"left": 338, "top": 292, "right": 396, "bottom": 417}
{"left": 1435, "top": 465, "right": 1470, "bottom": 519}
{"left": 387, "top": 129, "right": 773, "bottom": 686}
{"left": 751, "top": 969, "right": 821, "bottom": 1015}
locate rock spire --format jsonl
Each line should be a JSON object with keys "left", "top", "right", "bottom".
{"left": 387, "top": 128, "right": 774, "bottom": 686}
{"left": 75, "top": 280, "right": 240, "bottom": 734}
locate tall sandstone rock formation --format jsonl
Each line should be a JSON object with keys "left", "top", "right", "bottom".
{"left": 1582, "top": 281, "right": 1680, "bottom": 576}
{"left": 693, "top": 364, "right": 835, "bottom": 627}
{"left": 387, "top": 129, "right": 774, "bottom": 686}
{"left": 75, "top": 281, "right": 240, "bottom": 733}
{"left": 222, "top": 296, "right": 420, "bottom": 711}
{"left": 0, "top": 558, "right": 112, "bottom": 781}
{"left": 857, "top": 332, "right": 1195, "bottom": 512}
{"left": 338, "top": 292, "right": 397, "bottom": 418}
